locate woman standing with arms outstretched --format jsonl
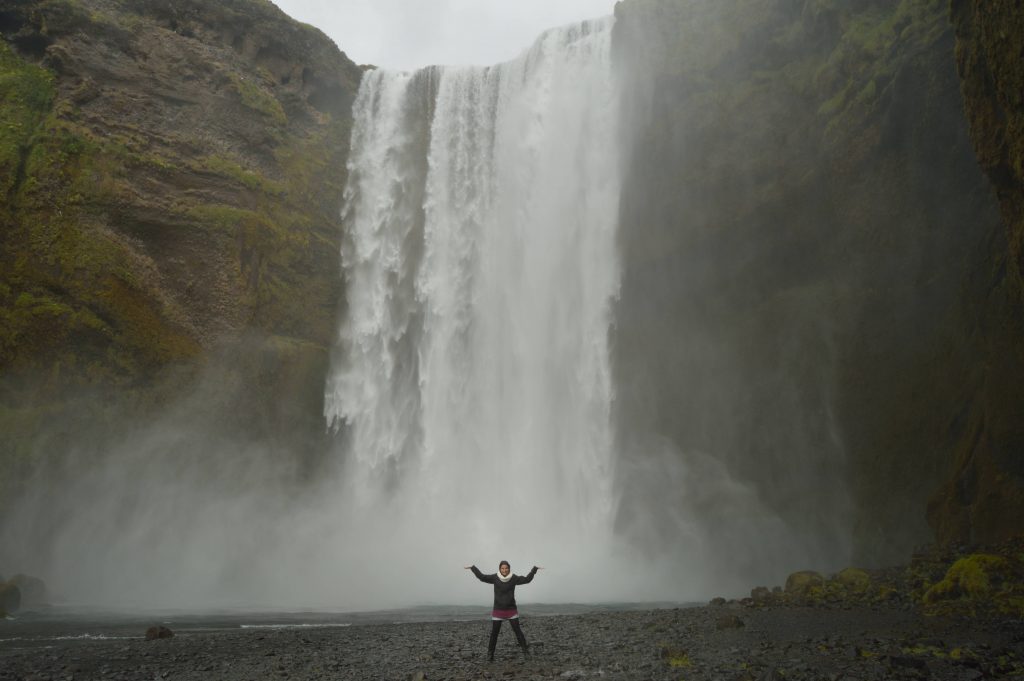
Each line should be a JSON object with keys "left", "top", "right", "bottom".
{"left": 464, "top": 561, "right": 541, "bottom": 661}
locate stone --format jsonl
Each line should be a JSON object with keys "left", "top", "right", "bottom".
{"left": 145, "top": 626, "right": 174, "bottom": 640}
{"left": 784, "top": 570, "right": 825, "bottom": 595}
{"left": 834, "top": 568, "right": 871, "bottom": 592}
{"left": 0, "top": 582, "right": 22, "bottom": 614}
{"left": 750, "top": 586, "right": 772, "bottom": 602}
{"left": 887, "top": 655, "right": 926, "bottom": 670}
{"left": 709, "top": 597, "right": 727, "bottom": 606}
{"left": 715, "top": 615, "right": 744, "bottom": 630}
{"left": 8, "top": 574, "right": 48, "bottom": 607}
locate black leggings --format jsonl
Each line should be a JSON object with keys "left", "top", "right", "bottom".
{"left": 488, "top": 618, "right": 528, "bottom": 657}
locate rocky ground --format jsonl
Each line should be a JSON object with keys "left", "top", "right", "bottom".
{"left": 1, "top": 601, "right": 1022, "bottom": 681}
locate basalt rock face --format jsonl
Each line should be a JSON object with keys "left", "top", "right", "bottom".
{"left": 930, "top": 1, "right": 1024, "bottom": 546}
{"left": 0, "top": 0, "right": 362, "bottom": 490}
{"left": 612, "top": 0, "right": 1003, "bottom": 569}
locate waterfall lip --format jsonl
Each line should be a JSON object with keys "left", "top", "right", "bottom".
{"left": 371, "top": 15, "right": 616, "bottom": 75}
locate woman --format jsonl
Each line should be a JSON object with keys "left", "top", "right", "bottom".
{"left": 464, "top": 561, "right": 541, "bottom": 661}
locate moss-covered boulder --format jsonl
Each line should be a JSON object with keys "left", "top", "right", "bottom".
{"left": 835, "top": 567, "right": 871, "bottom": 592}
{"left": 8, "top": 574, "right": 47, "bottom": 607}
{"left": 0, "top": 582, "right": 21, "bottom": 615}
{"left": 785, "top": 570, "right": 825, "bottom": 595}
{"left": 925, "top": 554, "right": 1010, "bottom": 602}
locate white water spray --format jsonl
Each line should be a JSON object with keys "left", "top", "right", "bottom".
{"left": 324, "top": 18, "right": 637, "bottom": 603}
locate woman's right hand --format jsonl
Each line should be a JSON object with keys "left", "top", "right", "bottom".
{"left": 464, "top": 565, "right": 473, "bottom": 569}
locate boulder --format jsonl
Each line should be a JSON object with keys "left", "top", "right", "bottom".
{"left": 8, "top": 574, "right": 47, "bottom": 607}
{"left": 784, "top": 570, "right": 825, "bottom": 595}
{"left": 924, "top": 553, "right": 1012, "bottom": 603}
{"left": 750, "top": 586, "right": 772, "bottom": 603}
{"left": 715, "top": 614, "right": 744, "bottom": 630}
{"left": 145, "top": 626, "right": 174, "bottom": 640}
{"left": 834, "top": 567, "right": 871, "bottom": 592}
{"left": 709, "top": 597, "right": 726, "bottom": 606}
{"left": 0, "top": 583, "right": 22, "bottom": 614}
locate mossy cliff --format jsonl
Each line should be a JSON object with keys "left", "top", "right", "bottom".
{"left": 611, "top": 0, "right": 1012, "bottom": 570}
{"left": 929, "top": 0, "right": 1024, "bottom": 547}
{"left": 0, "top": 0, "right": 362, "bottom": 489}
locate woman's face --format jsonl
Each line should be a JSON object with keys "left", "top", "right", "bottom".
{"left": 499, "top": 563, "right": 510, "bottom": 577}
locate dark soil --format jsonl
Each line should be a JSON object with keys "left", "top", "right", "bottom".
{"left": 2, "top": 602, "right": 1022, "bottom": 680}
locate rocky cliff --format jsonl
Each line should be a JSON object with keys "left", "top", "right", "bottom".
{"left": 0, "top": 0, "right": 362, "bottom": 491}
{"left": 930, "top": 0, "right": 1024, "bottom": 545}
{"left": 611, "top": 0, "right": 1017, "bottom": 571}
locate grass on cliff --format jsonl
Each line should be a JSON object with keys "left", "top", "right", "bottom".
{"left": 0, "top": 42, "right": 54, "bottom": 199}
{"left": 1, "top": 46, "right": 200, "bottom": 384}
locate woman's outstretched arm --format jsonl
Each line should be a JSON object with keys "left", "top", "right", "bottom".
{"left": 515, "top": 566, "right": 542, "bottom": 585}
{"left": 466, "top": 565, "right": 495, "bottom": 584}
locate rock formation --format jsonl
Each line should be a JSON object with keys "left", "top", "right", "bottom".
{"left": 0, "top": 0, "right": 363, "bottom": 495}
{"left": 611, "top": 0, "right": 1020, "bottom": 568}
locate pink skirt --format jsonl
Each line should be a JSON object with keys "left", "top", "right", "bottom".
{"left": 491, "top": 608, "right": 519, "bottom": 620}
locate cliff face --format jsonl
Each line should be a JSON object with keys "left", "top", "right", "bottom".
{"left": 611, "top": 0, "right": 1007, "bottom": 569}
{"left": 930, "top": 0, "right": 1024, "bottom": 545}
{"left": 0, "top": 0, "right": 362, "bottom": 485}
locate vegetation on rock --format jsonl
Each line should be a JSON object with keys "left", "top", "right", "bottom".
{"left": 0, "top": 0, "right": 362, "bottom": 499}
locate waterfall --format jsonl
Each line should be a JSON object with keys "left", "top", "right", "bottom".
{"left": 324, "top": 17, "right": 628, "bottom": 603}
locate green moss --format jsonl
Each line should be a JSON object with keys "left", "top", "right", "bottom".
{"left": 924, "top": 554, "right": 1010, "bottom": 602}
{"left": 835, "top": 567, "right": 871, "bottom": 591}
{"left": 199, "top": 154, "right": 285, "bottom": 196}
{"left": 785, "top": 570, "right": 825, "bottom": 594}
{"left": 229, "top": 73, "right": 286, "bottom": 127}
{"left": 814, "top": 0, "right": 948, "bottom": 144}
{"left": 658, "top": 644, "right": 692, "bottom": 668}
{"left": 667, "top": 653, "right": 691, "bottom": 668}
{"left": 0, "top": 42, "right": 56, "bottom": 199}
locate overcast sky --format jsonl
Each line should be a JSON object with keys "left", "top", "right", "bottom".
{"left": 270, "top": 0, "right": 617, "bottom": 71}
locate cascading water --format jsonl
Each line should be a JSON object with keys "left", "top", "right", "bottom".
{"left": 324, "top": 17, "right": 633, "bottom": 603}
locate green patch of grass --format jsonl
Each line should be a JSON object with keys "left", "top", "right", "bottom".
{"left": 658, "top": 643, "right": 692, "bottom": 668}
{"left": 229, "top": 73, "right": 286, "bottom": 127}
{"left": 200, "top": 154, "right": 286, "bottom": 196}
{"left": 0, "top": 42, "right": 56, "bottom": 199}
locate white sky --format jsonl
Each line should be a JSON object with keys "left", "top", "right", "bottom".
{"left": 270, "top": 0, "right": 617, "bottom": 71}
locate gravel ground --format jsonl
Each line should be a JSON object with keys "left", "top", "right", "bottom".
{"left": 1, "top": 602, "right": 1022, "bottom": 680}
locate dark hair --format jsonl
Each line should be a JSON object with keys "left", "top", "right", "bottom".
{"left": 498, "top": 560, "right": 510, "bottom": 570}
